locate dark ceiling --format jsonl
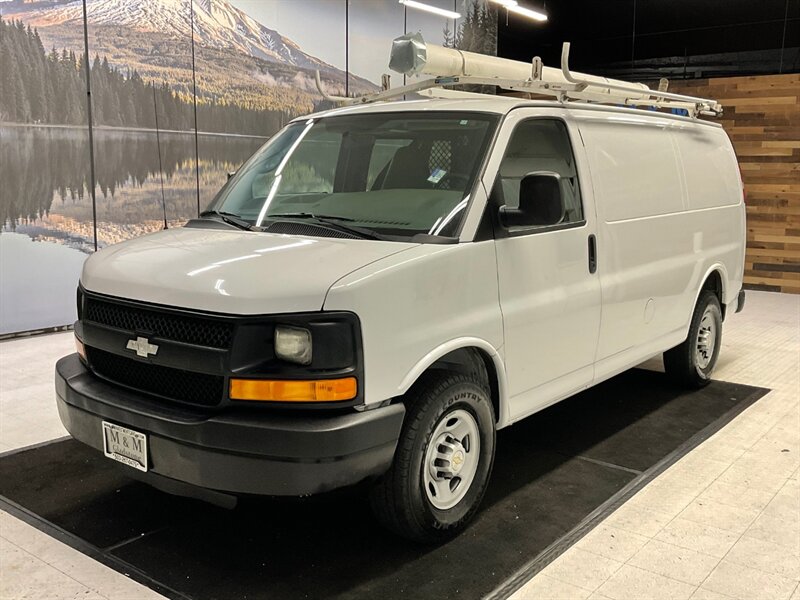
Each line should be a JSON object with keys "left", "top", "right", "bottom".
{"left": 497, "top": 0, "right": 800, "bottom": 81}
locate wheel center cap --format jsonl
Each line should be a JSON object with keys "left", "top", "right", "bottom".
{"left": 451, "top": 449, "right": 465, "bottom": 474}
{"left": 429, "top": 434, "right": 468, "bottom": 480}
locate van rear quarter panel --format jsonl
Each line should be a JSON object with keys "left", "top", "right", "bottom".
{"left": 577, "top": 114, "right": 744, "bottom": 362}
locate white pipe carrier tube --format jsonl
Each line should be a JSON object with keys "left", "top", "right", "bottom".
{"left": 389, "top": 33, "right": 651, "bottom": 102}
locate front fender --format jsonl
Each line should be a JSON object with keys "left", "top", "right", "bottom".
{"left": 398, "top": 338, "right": 510, "bottom": 428}
{"left": 323, "top": 242, "right": 505, "bottom": 421}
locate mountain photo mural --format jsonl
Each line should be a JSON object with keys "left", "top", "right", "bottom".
{"left": 1, "top": 0, "right": 376, "bottom": 132}
{"left": 0, "top": 0, "right": 498, "bottom": 335}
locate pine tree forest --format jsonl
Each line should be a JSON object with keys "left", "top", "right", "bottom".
{"left": 0, "top": 17, "right": 292, "bottom": 136}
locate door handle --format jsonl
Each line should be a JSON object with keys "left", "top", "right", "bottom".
{"left": 588, "top": 234, "right": 597, "bottom": 274}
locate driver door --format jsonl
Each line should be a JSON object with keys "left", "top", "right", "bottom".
{"left": 489, "top": 111, "right": 602, "bottom": 422}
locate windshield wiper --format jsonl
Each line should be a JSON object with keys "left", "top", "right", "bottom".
{"left": 199, "top": 210, "right": 257, "bottom": 231}
{"left": 268, "top": 212, "right": 357, "bottom": 222}
{"left": 266, "top": 213, "right": 386, "bottom": 240}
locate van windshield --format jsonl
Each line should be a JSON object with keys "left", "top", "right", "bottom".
{"left": 205, "top": 112, "right": 498, "bottom": 240}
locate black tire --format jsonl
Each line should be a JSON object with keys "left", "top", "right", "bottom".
{"left": 664, "top": 291, "right": 723, "bottom": 388}
{"left": 369, "top": 372, "right": 496, "bottom": 543}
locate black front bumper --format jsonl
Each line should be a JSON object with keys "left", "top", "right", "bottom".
{"left": 56, "top": 354, "right": 405, "bottom": 497}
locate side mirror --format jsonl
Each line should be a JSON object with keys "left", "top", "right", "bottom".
{"left": 499, "top": 172, "right": 565, "bottom": 228}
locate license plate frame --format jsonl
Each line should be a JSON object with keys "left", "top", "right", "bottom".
{"left": 102, "top": 421, "right": 148, "bottom": 472}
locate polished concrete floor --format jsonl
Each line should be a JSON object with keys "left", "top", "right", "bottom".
{"left": 1, "top": 290, "right": 798, "bottom": 599}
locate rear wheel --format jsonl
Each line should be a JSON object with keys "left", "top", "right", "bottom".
{"left": 664, "top": 291, "right": 722, "bottom": 388}
{"left": 369, "top": 372, "right": 495, "bottom": 543}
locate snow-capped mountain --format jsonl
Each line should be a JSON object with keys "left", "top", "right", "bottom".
{"left": 4, "top": 0, "right": 341, "bottom": 73}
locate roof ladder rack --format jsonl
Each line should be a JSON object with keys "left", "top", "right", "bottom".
{"left": 315, "top": 34, "right": 722, "bottom": 118}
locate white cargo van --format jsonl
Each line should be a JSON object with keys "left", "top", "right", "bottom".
{"left": 57, "top": 38, "right": 746, "bottom": 542}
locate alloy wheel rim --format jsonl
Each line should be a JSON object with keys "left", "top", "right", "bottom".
{"left": 423, "top": 409, "right": 480, "bottom": 510}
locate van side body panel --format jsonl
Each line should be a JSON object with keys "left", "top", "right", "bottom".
{"left": 576, "top": 113, "right": 744, "bottom": 384}
{"left": 672, "top": 123, "right": 746, "bottom": 303}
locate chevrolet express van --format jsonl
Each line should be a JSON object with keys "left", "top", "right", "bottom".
{"left": 56, "top": 92, "right": 746, "bottom": 542}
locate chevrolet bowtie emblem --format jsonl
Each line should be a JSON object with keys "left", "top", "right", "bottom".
{"left": 126, "top": 336, "right": 159, "bottom": 358}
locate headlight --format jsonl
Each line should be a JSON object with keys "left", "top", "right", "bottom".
{"left": 274, "top": 325, "right": 312, "bottom": 365}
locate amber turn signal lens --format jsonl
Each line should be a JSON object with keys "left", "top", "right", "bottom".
{"left": 229, "top": 377, "right": 357, "bottom": 402}
{"left": 75, "top": 337, "right": 87, "bottom": 361}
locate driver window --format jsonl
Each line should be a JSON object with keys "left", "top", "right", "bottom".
{"left": 497, "top": 119, "right": 584, "bottom": 224}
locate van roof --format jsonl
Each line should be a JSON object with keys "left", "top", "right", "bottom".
{"left": 300, "top": 96, "right": 723, "bottom": 129}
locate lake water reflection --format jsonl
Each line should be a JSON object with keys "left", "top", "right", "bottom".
{"left": 0, "top": 232, "right": 86, "bottom": 335}
{"left": 0, "top": 125, "right": 265, "bottom": 333}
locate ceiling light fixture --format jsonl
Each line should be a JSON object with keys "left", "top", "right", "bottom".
{"left": 489, "top": 0, "right": 548, "bottom": 22}
{"left": 508, "top": 4, "right": 548, "bottom": 21}
{"left": 398, "top": 0, "right": 462, "bottom": 20}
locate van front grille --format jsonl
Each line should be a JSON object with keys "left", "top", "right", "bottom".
{"left": 87, "top": 347, "right": 224, "bottom": 407}
{"left": 84, "top": 297, "right": 233, "bottom": 349}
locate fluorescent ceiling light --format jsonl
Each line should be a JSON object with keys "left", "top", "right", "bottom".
{"left": 399, "top": 0, "right": 461, "bottom": 19}
{"left": 508, "top": 4, "right": 548, "bottom": 21}
{"left": 489, "top": 0, "right": 548, "bottom": 22}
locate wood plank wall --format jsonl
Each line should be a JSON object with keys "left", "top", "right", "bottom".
{"left": 671, "top": 74, "right": 800, "bottom": 294}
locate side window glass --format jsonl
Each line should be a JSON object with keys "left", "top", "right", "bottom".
{"left": 497, "top": 119, "right": 584, "bottom": 225}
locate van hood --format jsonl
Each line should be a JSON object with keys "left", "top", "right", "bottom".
{"left": 81, "top": 227, "right": 415, "bottom": 314}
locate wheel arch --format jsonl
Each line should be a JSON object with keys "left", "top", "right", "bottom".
{"left": 696, "top": 264, "right": 729, "bottom": 320}
{"left": 397, "top": 338, "right": 509, "bottom": 428}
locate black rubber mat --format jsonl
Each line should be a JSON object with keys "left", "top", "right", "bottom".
{"left": 0, "top": 369, "right": 768, "bottom": 600}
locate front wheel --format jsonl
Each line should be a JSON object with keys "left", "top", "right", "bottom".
{"left": 369, "top": 372, "right": 496, "bottom": 543}
{"left": 664, "top": 291, "right": 723, "bottom": 388}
